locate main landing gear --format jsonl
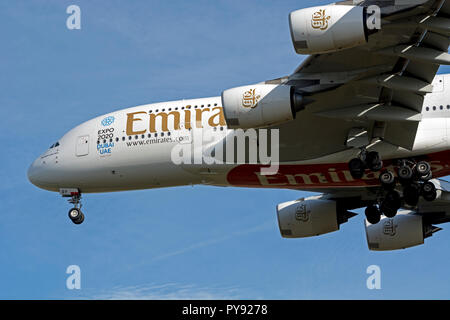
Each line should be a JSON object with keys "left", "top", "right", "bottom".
{"left": 60, "top": 188, "right": 85, "bottom": 225}
{"left": 365, "top": 190, "right": 402, "bottom": 224}
{"left": 349, "top": 149, "right": 383, "bottom": 179}
{"left": 348, "top": 152, "right": 437, "bottom": 224}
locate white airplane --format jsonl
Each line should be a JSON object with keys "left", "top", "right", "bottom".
{"left": 29, "top": 0, "right": 450, "bottom": 251}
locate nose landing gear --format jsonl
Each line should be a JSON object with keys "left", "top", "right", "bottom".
{"left": 60, "top": 188, "right": 85, "bottom": 225}
{"left": 68, "top": 207, "right": 85, "bottom": 224}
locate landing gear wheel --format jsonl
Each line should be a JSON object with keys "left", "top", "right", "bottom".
{"left": 398, "top": 165, "right": 413, "bottom": 182}
{"left": 365, "top": 204, "right": 381, "bottom": 224}
{"left": 68, "top": 208, "right": 85, "bottom": 225}
{"left": 419, "top": 171, "right": 433, "bottom": 182}
{"left": 366, "top": 151, "right": 383, "bottom": 172}
{"left": 422, "top": 181, "right": 437, "bottom": 202}
{"left": 64, "top": 191, "right": 86, "bottom": 225}
{"left": 379, "top": 170, "right": 395, "bottom": 189}
{"left": 403, "top": 183, "right": 421, "bottom": 207}
{"left": 415, "top": 161, "right": 431, "bottom": 176}
{"left": 380, "top": 190, "right": 401, "bottom": 218}
{"left": 349, "top": 158, "right": 366, "bottom": 179}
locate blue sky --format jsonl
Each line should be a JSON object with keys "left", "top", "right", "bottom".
{"left": 1, "top": 0, "right": 450, "bottom": 299}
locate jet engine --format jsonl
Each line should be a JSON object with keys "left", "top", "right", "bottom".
{"left": 276, "top": 197, "right": 355, "bottom": 238}
{"left": 289, "top": 5, "right": 373, "bottom": 54}
{"left": 221, "top": 84, "right": 305, "bottom": 129}
{"left": 365, "top": 211, "right": 442, "bottom": 251}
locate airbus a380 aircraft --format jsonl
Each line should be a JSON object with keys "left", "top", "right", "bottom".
{"left": 29, "top": 0, "right": 450, "bottom": 251}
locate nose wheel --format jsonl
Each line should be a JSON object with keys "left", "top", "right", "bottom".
{"left": 68, "top": 193, "right": 85, "bottom": 224}
{"left": 68, "top": 207, "right": 85, "bottom": 224}
{"left": 60, "top": 188, "right": 86, "bottom": 225}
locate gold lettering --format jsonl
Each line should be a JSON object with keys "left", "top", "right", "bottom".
{"left": 184, "top": 107, "right": 192, "bottom": 130}
{"left": 242, "top": 89, "right": 261, "bottom": 109}
{"left": 150, "top": 111, "right": 180, "bottom": 133}
{"left": 311, "top": 9, "right": 330, "bottom": 30}
{"left": 208, "top": 107, "right": 226, "bottom": 127}
{"left": 126, "top": 111, "right": 147, "bottom": 136}
{"left": 126, "top": 105, "right": 227, "bottom": 135}
{"left": 195, "top": 108, "right": 210, "bottom": 128}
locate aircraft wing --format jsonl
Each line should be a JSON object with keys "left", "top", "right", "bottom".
{"left": 278, "top": 0, "right": 450, "bottom": 154}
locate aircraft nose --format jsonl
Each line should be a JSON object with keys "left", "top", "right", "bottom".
{"left": 27, "top": 157, "right": 59, "bottom": 191}
{"left": 27, "top": 158, "right": 44, "bottom": 188}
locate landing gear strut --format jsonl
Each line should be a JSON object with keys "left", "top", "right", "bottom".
{"left": 60, "top": 188, "right": 85, "bottom": 225}
{"left": 348, "top": 149, "right": 383, "bottom": 179}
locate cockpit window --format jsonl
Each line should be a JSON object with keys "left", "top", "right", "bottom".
{"left": 49, "top": 142, "right": 60, "bottom": 149}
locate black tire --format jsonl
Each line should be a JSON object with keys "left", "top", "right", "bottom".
{"left": 380, "top": 190, "right": 401, "bottom": 218}
{"left": 68, "top": 208, "right": 81, "bottom": 220}
{"left": 379, "top": 170, "right": 395, "bottom": 189}
{"left": 73, "top": 213, "right": 85, "bottom": 225}
{"left": 419, "top": 171, "right": 433, "bottom": 181}
{"left": 68, "top": 208, "right": 84, "bottom": 224}
{"left": 416, "top": 161, "right": 431, "bottom": 176}
{"left": 365, "top": 205, "right": 381, "bottom": 224}
{"left": 371, "top": 160, "right": 383, "bottom": 172}
{"left": 422, "top": 181, "right": 437, "bottom": 202}
{"left": 366, "top": 152, "right": 383, "bottom": 172}
{"left": 398, "top": 165, "right": 413, "bottom": 181}
{"left": 349, "top": 158, "right": 366, "bottom": 179}
{"left": 403, "top": 183, "right": 420, "bottom": 207}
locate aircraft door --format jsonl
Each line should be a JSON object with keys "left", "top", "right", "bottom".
{"left": 76, "top": 135, "right": 89, "bottom": 157}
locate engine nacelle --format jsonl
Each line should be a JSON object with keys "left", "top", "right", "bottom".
{"left": 289, "top": 5, "right": 369, "bottom": 55}
{"left": 276, "top": 198, "right": 354, "bottom": 238}
{"left": 365, "top": 211, "right": 441, "bottom": 251}
{"left": 221, "top": 84, "right": 305, "bottom": 129}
